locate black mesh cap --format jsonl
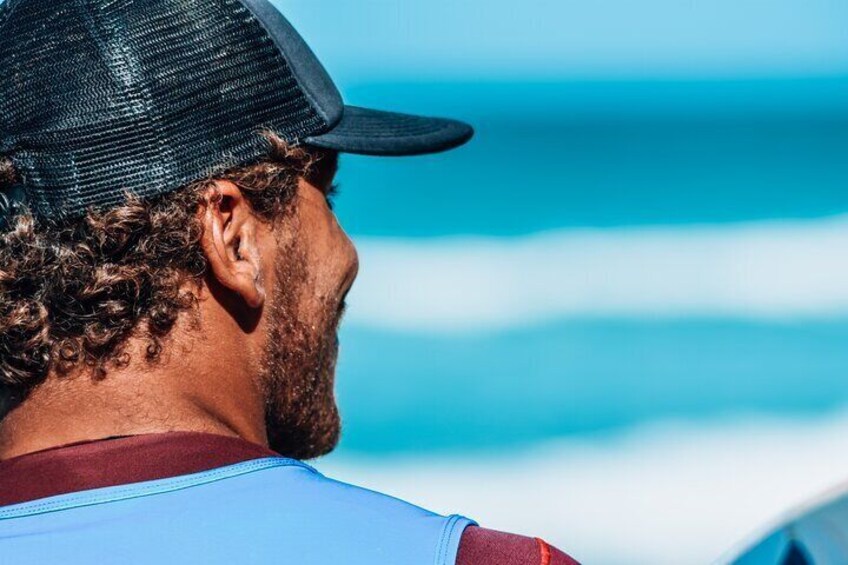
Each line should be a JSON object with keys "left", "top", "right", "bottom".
{"left": 0, "top": 0, "right": 474, "bottom": 221}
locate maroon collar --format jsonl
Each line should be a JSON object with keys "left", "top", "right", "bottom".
{"left": 0, "top": 432, "right": 278, "bottom": 507}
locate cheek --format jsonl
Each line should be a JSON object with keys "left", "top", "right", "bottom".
{"left": 297, "top": 201, "right": 356, "bottom": 306}
{"left": 316, "top": 225, "right": 356, "bottom": 294}
{"left": 324, "top": 209, "right": 358, "bottom": 283}
{"left": 339, "top": 234, "right": 359, "bottom": 297}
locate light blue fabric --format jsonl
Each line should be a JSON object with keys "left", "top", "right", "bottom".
{"left": 0, "top": 457, "right": 476, "bottom": 564}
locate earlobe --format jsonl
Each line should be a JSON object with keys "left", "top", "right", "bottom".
{"left": 199, "top": 181, "right": 266, "bottom": 309}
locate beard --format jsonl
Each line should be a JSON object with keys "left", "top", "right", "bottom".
{"left": 258, "top": 231, "right": 345, "bottom": 460}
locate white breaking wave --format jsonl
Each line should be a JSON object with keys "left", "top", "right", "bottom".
{"left": 346, "top": 215, "right": 848, "bottom": 332}
{"left": 321, "top": 412, "right": 848, "bottom": 565}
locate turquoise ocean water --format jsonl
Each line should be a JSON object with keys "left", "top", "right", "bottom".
{"left": 330, "top": 77, "right": 848, "bottom": 455}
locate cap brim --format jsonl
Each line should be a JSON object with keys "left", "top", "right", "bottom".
{"left": 304, "top": 105, "right": 474, "bottom": 156}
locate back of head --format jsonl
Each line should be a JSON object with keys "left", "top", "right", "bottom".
{"left": 0, "top": 135, "right": 322, "bottom": 416}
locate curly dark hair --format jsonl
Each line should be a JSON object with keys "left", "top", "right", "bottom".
{"left": 0, "top": 134, "right": 328, "bottom": 413}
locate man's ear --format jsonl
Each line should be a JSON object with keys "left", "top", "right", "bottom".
{"left": 198, "top": 180, "right": 266, "bottom": 309}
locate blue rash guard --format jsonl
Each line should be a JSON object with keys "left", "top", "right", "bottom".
{"left": 0, "top": 455, "right": 476, "bottom": 564}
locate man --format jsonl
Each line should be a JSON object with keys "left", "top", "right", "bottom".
{"left": 0, "top": 0, "right": 578, "bottom": 563}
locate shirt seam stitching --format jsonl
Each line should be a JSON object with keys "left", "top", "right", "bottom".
{"left": 435, "top": 514, "right": 464, "bottom": 565}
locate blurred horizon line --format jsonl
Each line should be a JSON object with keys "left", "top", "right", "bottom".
{"left": 338, "top": 74, "right": 848, "bottom": 120}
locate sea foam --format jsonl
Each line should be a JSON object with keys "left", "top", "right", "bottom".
{"left": 347, "top": 215, "right": 848, "bottom": 332}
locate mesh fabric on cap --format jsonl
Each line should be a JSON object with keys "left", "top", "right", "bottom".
{"left": 0, "top": 0, "right": 329, "bottom": 221}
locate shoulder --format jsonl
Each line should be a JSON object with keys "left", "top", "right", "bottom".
{"left": 290, "top": 466, "right": 581, "bottom": 565}
{"left": 269, "top": 460, "right": 462, "bottom": 523}
{"left": 227, "top": 460, "right": 580, "bottom": 565}
{"left": 224, "top": 460, "right": 474, "bottom": 563}
{"left": 457, "top": 527, "right": 580, "bottom": 565}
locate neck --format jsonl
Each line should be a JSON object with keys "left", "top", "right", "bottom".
{"left": 0, "top": 312, "right": 268, "bottom": 460}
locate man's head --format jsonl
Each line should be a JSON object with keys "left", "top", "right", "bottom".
{"left": 0, "top": 133, "right": 355, "bottom": 458}
{"left": 0, "top": 0, "right": 471, "bottom": 459}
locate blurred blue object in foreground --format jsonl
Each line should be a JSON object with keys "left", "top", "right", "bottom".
{"left": 732, "top": 489, "right": 848, "bottom": 564}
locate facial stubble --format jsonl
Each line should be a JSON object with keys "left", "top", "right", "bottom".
{"left": 259, "top": 227, "right": 344, "bottom": 460}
